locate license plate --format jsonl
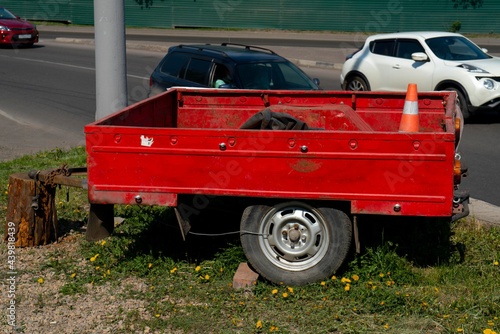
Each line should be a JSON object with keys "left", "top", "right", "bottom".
{"left": 18, "top": 34, "right": 31, "bottom": 39}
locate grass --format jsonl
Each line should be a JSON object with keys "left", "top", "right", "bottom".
{"left": 1, "top": 147, "right": 499, "bottom": 333}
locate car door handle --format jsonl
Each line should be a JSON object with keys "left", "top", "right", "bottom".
{"left": 392, "top": 64, "right": 401, "bottom": 69}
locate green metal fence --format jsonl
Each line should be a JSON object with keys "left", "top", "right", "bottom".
{"left": 2, "top": 0, "right": 499, "bottom": 33}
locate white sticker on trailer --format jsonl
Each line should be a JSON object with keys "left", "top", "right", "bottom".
{"left": 140, "top": 135, "right": 154, "bottom": 147}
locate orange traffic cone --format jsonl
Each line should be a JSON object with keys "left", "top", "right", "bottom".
{"left": 399, "top": 83, "right": 419, "bottom": 132}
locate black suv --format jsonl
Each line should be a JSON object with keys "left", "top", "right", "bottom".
{"left": 148, "top": 43, "right": 320, "bottom": 96}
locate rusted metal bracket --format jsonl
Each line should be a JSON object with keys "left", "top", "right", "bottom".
{"left": 28, "top": 165, "right": 87, "bottom": 189}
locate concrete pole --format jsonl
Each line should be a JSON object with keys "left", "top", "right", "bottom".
{"left": 94, "top": 0, "right": 128, "bottom": 120}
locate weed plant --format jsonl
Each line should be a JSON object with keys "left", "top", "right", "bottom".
{"left": 1, "top": 148, "right": 499, "bottom": 333}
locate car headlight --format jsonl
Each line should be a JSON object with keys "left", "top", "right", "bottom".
{"left": 480, "top": 78, "right": 496, "bottom": 90}
{"left": 0, "top": 25, "right": 10, "bottom": 31}
{"left": 458, "top": 64, "right": 488, "bottom": 73}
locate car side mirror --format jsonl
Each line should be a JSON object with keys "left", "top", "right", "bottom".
{"left": 412, "top": 52, "right": 429, "bottom": 62}
{"left": 313, "top": 78, "right": 321, "bottom": 86}
{"left": 481, "top": 47, "right": 489, "bottom": 53}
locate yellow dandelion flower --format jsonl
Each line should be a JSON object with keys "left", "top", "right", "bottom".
{"left": 270, "top": 325, "right": 278, "bottom": 332}
{"left": 331, "top": 275, "right": 337, "bottom": 280}
{"left": 341, "top": 277, "right": 351, "bottom": 283}
{"left": 434, "top": 287, "right": 439, "bottom": 292}
{"left": 379, "top": 273, "right": 385, "bottom": 278}
{"left": 256, "top": 320, "right": 263, "bottom": 329}
{"left": 107, "top": 269, "right": 110, "bottom": 275}
{"left": 483, "top": 329, "right": 494, "bottom": 334}
{"left": 148, "top": 263, "right": 153, "bottom": 269}
{"left": 380, "top": 301, "right": 385, "bottom": 305}
{"left": 457, "top": 328, "right": 464, "bottom": 332}
{"left": 37, "top": 278, "right": 44, "bottom": 284}
{"left": 352, "top": 274, "right": 359, "bottom": 281}
{"left": 287, "top": 287, "right": 294, "bottom": 293}
{"left": 70, "top": 273, "right": 76, "bottom": 279}
{"left": 95, "top": 266, "right": 100, "bottom": 270}
{"left": 320, "top": 281, "right": 326, "bottom": 286}
{"left": 494, "top": 261, "right": 499, "bottom": 266}
{"left": 204, "top": 274, "right": 210, "bottom": 280}
{"left": 344, "top": 284, "right": 351, "bottom": 291}
{"left": 282, "top": 292, "right": 288, "bottom": 298}
{"left": 195, "top": 265, "right": 201, "bottom": 272}
{"left": 170, "top": 267, "right": 177, "bottom": 274}
{"left": 100, "top": 240, "right": 106, "bottom": 246}
{"left": 488, "top": 320, "right": 494, "bottom": 326}
{"left": 155, "top": 314, "right": 160, "bottom": 318}
{"left": 272, "top": 289, "right": 278, "bottom": 295}
{"left": 90, "top": 254, "right": 99, "bottom": 262}
{"left": 383, "top": 324, "right": 389, "bottom": 330}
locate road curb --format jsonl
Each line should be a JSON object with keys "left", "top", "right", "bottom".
{"left": 469, "top": 198, "right": 500, "bottom": 226}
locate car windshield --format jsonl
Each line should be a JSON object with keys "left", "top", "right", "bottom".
{"left": 0, "top": 8, "right": 17, "bottom": 19}
{"left": 425, "top": 36, "right": 491, "bottom": 61}
{"left": 236, "top": 62, "right": 318, "bottom": 90}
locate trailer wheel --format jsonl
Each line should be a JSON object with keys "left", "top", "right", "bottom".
{"left": 240, "top": 202, "right": 352, "bottom": 286}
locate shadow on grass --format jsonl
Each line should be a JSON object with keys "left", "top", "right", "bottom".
{"left": 57, "top": 199, "right": 463, "bottom": 276}
{"left": 356, "top": 215, "right": 461, "bottom": 267}
{"left": 109, "top": 198, "right": 246, "bottom": 265}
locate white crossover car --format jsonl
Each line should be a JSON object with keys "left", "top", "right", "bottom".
{"left": 340, "top": 32, "right": 500, "bottom": 119}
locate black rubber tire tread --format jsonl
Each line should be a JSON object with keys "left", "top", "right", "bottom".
{"left": 240, "top": 202, "right": 352, "bottom": 286}
{"left": 445, "top": 87, "right": 470, "bottom": 120}
{"left": 345, "top": 75, "right": 369, "bottom": 91}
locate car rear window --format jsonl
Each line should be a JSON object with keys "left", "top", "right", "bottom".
{"left": 160, "top": 52, "right": 190, "bottom": 77}
{"left": 370, "top": 39, "right": 395, "bottom": 56}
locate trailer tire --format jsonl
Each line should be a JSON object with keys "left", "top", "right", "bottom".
{"left": 240, "top": 202, "right": 352, "bottom": 286}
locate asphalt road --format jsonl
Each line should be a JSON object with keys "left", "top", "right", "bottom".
{"left": 1, "top": 30, "right": 499, "bottom": 208}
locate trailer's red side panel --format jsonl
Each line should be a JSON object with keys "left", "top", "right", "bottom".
{"left": 85, "top": 89, "right": 460, "bottom": 217}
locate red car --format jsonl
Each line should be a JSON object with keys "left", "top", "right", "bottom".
{"left": 0, "top": 7, "right": 38, "bottom": 47}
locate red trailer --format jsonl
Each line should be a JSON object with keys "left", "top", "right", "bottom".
{"left": 85, "top": 88, "right": 468, "bottom": 285}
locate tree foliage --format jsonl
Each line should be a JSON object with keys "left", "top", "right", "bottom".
{"left": 451, "top": 0, "right": 483, "bottom": 9}
{"left": 133, "top": 0, "right": 483, "bottom": 11}
{"left": 134, "top": 0, "right": 164, "bottom": 9}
